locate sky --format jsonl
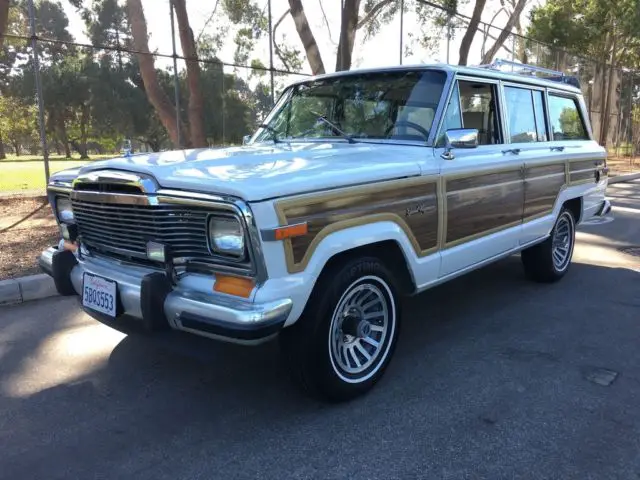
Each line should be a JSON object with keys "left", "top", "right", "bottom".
{"left": 61, "top": 0, "right": 543, "bottom": 79}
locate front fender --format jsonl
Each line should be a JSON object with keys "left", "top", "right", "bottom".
{"left": 253, "top": 220, "right": 439, "bottom": 326}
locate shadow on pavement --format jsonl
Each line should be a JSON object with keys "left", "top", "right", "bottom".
{"left": 1, "top": 240, "right": 640, "bottom": 478}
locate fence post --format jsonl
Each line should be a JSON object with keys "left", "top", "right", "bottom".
{"left": 399, "top": 0, "right": 404, "bottom": 65}
{"left": 169, "top": 0, "right": 182, "bottom": 148}
{"left": 27, "top": 0, "right": 50, "bottom": 183}
{"left": 446, "top": 14, "right": 452, "bottom": 63}
{"left": 267, "top": 0, "right": 275, "bottom": 105}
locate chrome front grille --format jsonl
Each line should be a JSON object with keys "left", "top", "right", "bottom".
{"left": 71, "top": 198, "right": 252, "bottom": 274}
{"left": 59, "top": 169, "right": 262, "bottom": 279}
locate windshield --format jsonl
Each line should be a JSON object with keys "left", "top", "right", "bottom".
{"left": 253, "top": 69, "right": 447, "bottom": 145}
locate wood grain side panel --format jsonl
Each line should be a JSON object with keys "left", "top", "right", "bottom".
{"left": 525, "top": 163, "right": 565, "bottom": 178}
{"left": 569, "top": 159, "right": 602, "bottom": 173}
{"left": 446, "top": 171, "right": 523, "bottom": 245}
{"left": 282, "top": 181, "right": 439, "bottom": 266}
{"left": 524, "top": 163, "right": 566, "bottom": 219}
{"left": 570, "top": 170, "right": 596, "bottom": 183}
{"left": 447, "top": 170, "right": 522, "bottom": 192}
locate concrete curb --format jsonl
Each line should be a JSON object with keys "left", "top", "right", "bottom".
{"left": 0, "top": 274, "right": 57, "bottom": 307}
{"left": 609, "top": 172, "right": 640, "bottom": 184}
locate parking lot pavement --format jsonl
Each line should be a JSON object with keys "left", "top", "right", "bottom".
{"left": 0, "top": 180, "right": 639, "bottom": 480}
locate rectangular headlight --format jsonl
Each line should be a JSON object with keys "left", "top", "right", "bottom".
{"left": 207, "top": 216, "right": 245, "bottom": 258}
{"left": 55, "top": 196, "right": 74, "bottom": 223}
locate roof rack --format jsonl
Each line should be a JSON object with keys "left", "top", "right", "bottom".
{"left": 476, "top": 58, "right": 581, "bottom": 89}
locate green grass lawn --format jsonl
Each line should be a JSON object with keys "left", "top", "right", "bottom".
{"left": 0, "top": 155, "right": 115, "bottom": 192}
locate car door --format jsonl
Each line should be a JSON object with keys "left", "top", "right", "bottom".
{"left": 500, "top": 83, "right": 567, "bottom": 245}
{"left": 436, "top": 76, "right": 525, "bottom": 277}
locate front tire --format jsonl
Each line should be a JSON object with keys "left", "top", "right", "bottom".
{"left": 279, "top": 257, "right": 401, "bottom": 402}
{"left": 521, "top": 208, "right": 576, "bottom": 282}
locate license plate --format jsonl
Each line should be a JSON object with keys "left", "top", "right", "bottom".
{"left": 82, "top": 273, "right": 117, "bottom": 317}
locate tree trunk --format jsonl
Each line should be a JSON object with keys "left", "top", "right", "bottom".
{"left": 12, "top": 140, "right": 20, "bottom": 156}
{"left": 127, "top": 0, "right": 187, "bottom": 148}
{"left": 172, "top": 0, "right": 206, "bottom": 147}
{"left": 79, "top": 103, "right": 90, "bottom": 160}
{"left": 598, "top": 30, "right": 613, "bottom": 146}
{"left": 458, "top": 0, "right": 487, "bottom": 65}
{"left": 335, "top": 0, "right": 361, "bottom": 72}
{"left": 0, "top": 0, "right": 9, "bottom": 51}
{"left": 288, "top": 0, "right": 325, "bottom": 74}
{"left": 600, "top": 36, "right": 617, "bottom": 148}
{"left": 480, "top": 0, "right": 528, "bottom": 64}
{"left": 0, "top": 132, "right": 5, "bottom": 160}
{"left": 54, "top": 142, "right": 61, "bottom": 156}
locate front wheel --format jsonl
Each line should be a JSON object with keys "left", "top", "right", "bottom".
{"left": 521, "top": 208, "right": 576, "bottom": 282}
{"left": 279, "top": 257, "right": 401, "bottom": 402}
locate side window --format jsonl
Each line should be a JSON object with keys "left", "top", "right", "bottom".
{"left": 458, "top": 80, "right": 502, "bottom": 145}
{"left": 437, "top": 81, "right": 463, "bottom": 146}
{"left": 548, "top": 95, "right": 588, "bottom": 141}
{"left": 504, "top": 86, "right": 538, "bottom": 143}
{"left": 532, "top": 90, "right": 548, "bottom": 141}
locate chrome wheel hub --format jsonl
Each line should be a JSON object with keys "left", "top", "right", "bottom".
{"left": 552, "top": 213, "right": 573, "bottom": 271}
{"left": 330, "top": 280, "right": 390, "bottom": 377}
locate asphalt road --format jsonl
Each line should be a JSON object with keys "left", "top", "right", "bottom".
{"left": 1, "top": 180, "right": 639, "bottom": 480}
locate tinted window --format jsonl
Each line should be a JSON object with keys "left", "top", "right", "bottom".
{"left": 256, "top": 70, "right": 447, "bottom": 143}
{"left": 437, "top": 82, "right": 463, "bottom": 145}
{"left": 532, "top": 90, "right": 548, "bottom": 141}
{"left": 548, "top": 95, "right": 588, "bottom": 140}
{"left": 504, "top": 86, "right": 537, "bottom": 143}
{"left": 458, "top": 81, "right": 501, "bottom": 145}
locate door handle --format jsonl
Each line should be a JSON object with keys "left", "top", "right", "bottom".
{"left": 502, "top": 148, "right": 521, "bottom": 155}
{"left": 550, "top": 146, "right": 565, "bottom": 152}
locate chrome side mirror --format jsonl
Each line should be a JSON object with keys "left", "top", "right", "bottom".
{"left": 242, "top": 134, "right": 252, "bottom": 145}
{"left": 441, "top": 128, "right": 478, "bottom": 160}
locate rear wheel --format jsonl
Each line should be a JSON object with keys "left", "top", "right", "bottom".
{"left": 521, "top": 208, "right": 576, "bottom": 282}
{"left": 279, "top": 257, "right": 401, "bottom": 402}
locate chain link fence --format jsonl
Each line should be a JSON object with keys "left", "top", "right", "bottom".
{"left": 1, "top": 0, "right": 638, "bottom": 194}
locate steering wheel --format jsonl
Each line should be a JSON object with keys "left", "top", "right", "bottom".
{"left": 385, "top": 120, "right": 429, "bottom": 141}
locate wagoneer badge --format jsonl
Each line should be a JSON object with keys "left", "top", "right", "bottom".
{"left": 406, "top": 203, "right": 430, "bottom": 216}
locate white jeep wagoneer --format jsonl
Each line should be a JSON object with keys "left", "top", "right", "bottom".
{"left": 41, "top": 60, "right": 612, "bottom": 401}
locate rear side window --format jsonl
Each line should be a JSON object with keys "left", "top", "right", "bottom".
{"left": 504, "top": 86, "right": 538, "bottom": 143}
{"left": 548, "top": 95, "right": 588, "bottom": 140}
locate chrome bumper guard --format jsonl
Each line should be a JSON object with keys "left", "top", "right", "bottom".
{"left": 39, "top": 247, "right": 292, "bottom": 345}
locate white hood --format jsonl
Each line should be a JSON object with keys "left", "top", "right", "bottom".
{"left": 75, "top": 142, "right": 428, "bottom": 202}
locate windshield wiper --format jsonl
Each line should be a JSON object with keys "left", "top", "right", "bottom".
{"left": 259, "top": 123, "right": 281, "bottom": 143}
{"left": 314, "top": 116, "right": 357, "bottom": 144}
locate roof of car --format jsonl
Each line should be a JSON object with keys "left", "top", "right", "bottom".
{"left": 289, "top": 63, "right": 583, "bottom": 94}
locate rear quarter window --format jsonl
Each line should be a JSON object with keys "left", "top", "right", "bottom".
{"left": 548, "top": 94, "right": 588, "bottom": 141}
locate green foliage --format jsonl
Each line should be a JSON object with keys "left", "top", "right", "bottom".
{"left": 0, "top": 95, "right": 38, "bottom": 156}
{"left": 1, "top": 0, "right": 280, "bottom": 157}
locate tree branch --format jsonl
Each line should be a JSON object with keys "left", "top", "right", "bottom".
{"left": 196, "top": 0, "right": 220, "bottom": 44}
{"left": 0, "top": 0, "right": 9, "bottom": 51}
{"left": 318, "top": 0, "right": 336, "bottom": 45}
{"left": 357, "top": 0, "right": 394, "bottom": 30}
{"left": 288, "top": 0, "right": 325, "bottom": 74}
{"left": 459, "top": 0, "right": 487, "bottom": 65}
{"left": 273, "top": 8, "right": 292, "bottom": 71}
{"left": 481, "top": 0, "right": 529, "bottom": 64}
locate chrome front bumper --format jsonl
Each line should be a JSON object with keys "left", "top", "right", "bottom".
{"left": 39, "top": 247, "right": 292, "bottom": 345}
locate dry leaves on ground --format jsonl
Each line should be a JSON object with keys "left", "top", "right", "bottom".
{"left": 0, "top": 196, "right": 59, "bottom": 280}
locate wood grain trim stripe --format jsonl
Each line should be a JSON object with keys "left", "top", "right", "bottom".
{"left": 276, "top": 176, "right": 440, "bottom": 274}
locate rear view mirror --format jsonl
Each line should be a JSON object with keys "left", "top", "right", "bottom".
{"left": 242, "top": 134, "right": 251, "bottom": 145}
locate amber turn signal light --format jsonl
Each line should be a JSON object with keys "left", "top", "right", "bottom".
{"left": 273, "top": 222, "right": 308, "bottom": 241}
{"left": 214, "top": 275, "right": 255, "bottom": 298}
